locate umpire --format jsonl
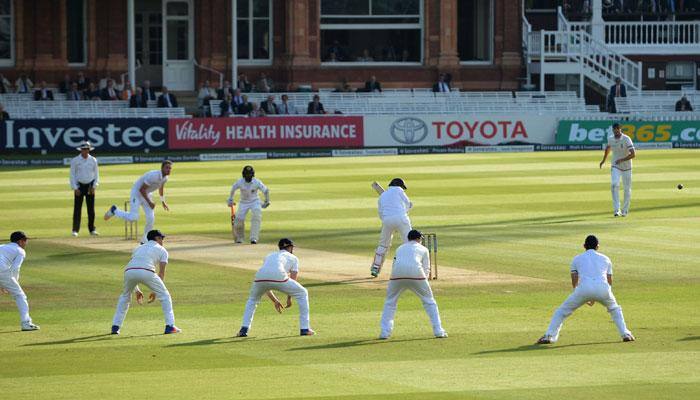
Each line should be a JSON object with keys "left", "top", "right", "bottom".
{"left": 70, "top": 141, "right": 100, "bottom": 236}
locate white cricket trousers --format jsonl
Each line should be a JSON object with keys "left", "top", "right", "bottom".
{"left": 611, "top": 168, "right": 632, "bottom": 214}
{"left": 234, "top": 202, "right": 263, "bottom": 242}
{"left": 114, "top": 190, "right": 155, "bottom": 243}
{"left": 380, "top": 279, "right": 445, "bottom": 337}
{"left": 241, "top": 279, "right": 309, "bottom": 330}
{"left": 112, "top": 268, "right": 175, "bottom": 327}
{"left": 545, "top": 281, "right": 631, "bottom": 342}
{"left": 376, "top": 214, "right": 412, "bottom": 257}
{"left": 0, "top": 271, "right": 32, "bottom": 323}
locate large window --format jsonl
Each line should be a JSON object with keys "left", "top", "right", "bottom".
{"left": 236, "top": 0, "right": 271, "bottom": 64}
{"left": 320, "top": 0, "right": 422, "bottom": 64}
{"left": 66, "top": 0, "right": 86, "bottom": 64}
{"left": 458, "top": 0, "right": 493, "bottom": 63}
{"left": 0, "top": 0, "right": 12, "bottom": 66}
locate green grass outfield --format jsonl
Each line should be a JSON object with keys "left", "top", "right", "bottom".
{"left": 1, "top": 150, "right": 699, "bottom": 399}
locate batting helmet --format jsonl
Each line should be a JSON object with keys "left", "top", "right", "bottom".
{"left": 407, "top": 230, "right": 423, "bottom": 241}
{"left": 278, "top": 238, "right": 294, "bottom": 249}
{"left": 242, "top": 165, "right": 255, "bottom": 181}
{"left": 388, "top": 178, "right": 407, "bottom": 190}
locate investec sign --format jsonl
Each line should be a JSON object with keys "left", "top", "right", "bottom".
{"left": 364, "top": 114, "right": 558, "bottom": 146}
{"left": 1, "top": 119, "right": 168, "bottom": 152}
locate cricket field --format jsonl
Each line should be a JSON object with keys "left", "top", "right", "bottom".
{"left": 1, "top": 150, "right": 698, "bottom": 399}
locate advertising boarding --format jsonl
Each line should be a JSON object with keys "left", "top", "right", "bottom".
{"left": 556, "top": 120, "right": 700, "bottom": 146}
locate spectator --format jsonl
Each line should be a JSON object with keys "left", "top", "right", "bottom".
{"left": 220, "top": 93, "right": 236, "bottom": 117}
{"left": 157, "top": 86, "right": 178, "bottom": 108}
{"left": 0, "top": 103, "right": 10, "bottom": 120}
{"left": 0, "top": 73, "right": 12, "bottom": 93}
{"left": 260, "top": 95, "right": 279, "bottom": 115}
{"left": 236, "top": 95, "right": 253, "bottom": 115}
{"left": 120, "top": 81, "right": 134, "bottom": 101}
{"left": 248, "top": 102, "right": 266, "bottom": 117}
{"left": 217, "top": 80, "right": 234, "bottom": 100}
{"left": 98, "top": 71, "right": 112, "bottom": 89}
{"left": 675, "top": 95, "right": 693, "bottom": 111}
{"left": 84, "top": 82, "right": 101, "bottom": 100}
{"left": 197, "top": 80, "right": 217, "bottom": 115}
{"left": 129, "top": 87, "right": 148, "bottom": 108}
{"left": 256, "top": 73, "right": 272, "bottom": 93}
{"left": 75, "top": 71, "right": 90, "bottom": 91}
{"left": 307, "top": 94, "right": 326, "bottom": 114}
{"left": 237, "top": 73, "right": 252, "bottom": 92}
{"left": 58, "top": 74, "right": 73, "bottom": 93}
{"left": 432, "top": 73, "right": 451, "bottom": 93}
{"left": 327, "top": 40, "right": 344, "bottom": 61}
{"left": 100, "top": 79, "right": 120, "bottom": 101}
{"left": 356, "top": 48, "right": 374, "bottom": 62}
{"left": 142, "top": 80, "right": 157, "bottom": 101}
{"left": 279, "top": 94, "right": 297, "bottom": 115}
{"left": 67, "top": 82, "right": 83, "bottom": 101}
{"left": 33, "top": 81, "right": 54, "bottom": 101}
{"left": 231, "top": 88, "right": 244, "bottom": 108}
{"left": 607, "top": 77, "right": 627, "bottom": 113}
{"left": 15, "top": 73, "right": 33, "bottom": 93}
{"left": 365, "top": 75, "right": 382, "bottom": 92}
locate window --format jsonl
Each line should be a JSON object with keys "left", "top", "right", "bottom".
{"left": 0, "top": 0, "right": 12, "bottom": 66}
{"left": 320, "top": 0, "right": 422, "bottom": 64}
{"left": 66, "top": 0, "right": 86, "bottom": 64}
{"left": 236, "top": 0, "right": 271, "bottom": 64}
{"left": 524, "top": 0, "right": 562, "bottom": 11}
{"left": 165, "top": 1, "right": 189, "bottom": 60}
{"left": 458, "top": 0, "right": 493, "bottom": 63}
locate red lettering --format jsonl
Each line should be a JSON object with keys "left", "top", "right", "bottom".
{"left": 464, "top": 121, "right": 478, "bottom": 139}
{"left": 433, "top": 121, "right": 446, "bottom": 139}
{"left": 512, "top": 121, "right": 528, "bottom": 138}
{"left": 497, "top": 121, "right": 511, "bottom": 138}
{"left": 481, "top": 121, "right": 497, "bottom": 139}
{"left": 447, "top": 121, "right": 463, "bottom": 139}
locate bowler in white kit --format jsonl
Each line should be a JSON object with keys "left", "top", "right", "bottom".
{"left": 110, "top": 230, "right": 180, "bottom": 335}
{"left": 379, "top": 230, "right": 446, "bottom": 339}
{"left": 227, "top": 165, "right": 270, "bottom": 244}
{"left": 371, "top": 178, "right": 412, "bottom": 277}
{"left": 104, "top": 160, "right": 172, "bottom": 243}
{"left": 537, "top": 235, "right": 635, "bottom": 344}
{"left": 0, "top": 231, "right": 39, "bottom": 331}
{"left": 236, "top": 238, "right": 314, "bottom": 337}
{"left": 599, "top": 123, "right": 636, "bottom": 217}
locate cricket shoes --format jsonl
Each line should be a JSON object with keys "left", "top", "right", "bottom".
{"left": 250, "top": 240, "right": 257, "bottom": 244}
{"left": 21, "top": 321, "right": 40, "bottom": 331}
{"left": 104, "top": 205, "right": 117, "bottom": 221}
{"left": 300, "top": 328, "right": 316, "bottom": 336}
{"left": 435, "top": 331, "right": 449, "bottom": 339}
{"left": 236, "top": 327, "right": 249, "bottom": 337}
{"left": 111, "top": 325, "right": 120, "bottom": 335}
{"left": 164, "top": 325, "right": 181, "bottom": 334}
{"left": 370, "top": 266, "right": 380, "bottom": 278}
{"left": 378, "top": 333, "right": 390, "bottom": 340}
{"left": 536, "top": 335, "right": 554, "bottom": 344}
{"left": 90, "top": 230, "right": 99, "bottom": 236}
{"left": 622, "top": 333, "right": 636, "bottom": 342}
{"left": 621, "top": 211, "right": 629, "bottom": 217}
{"left": 613, "top": 211, "right": 622, "bottom": 217}
{"left": 71, "top": 231, "right": 79, "bottom": 237}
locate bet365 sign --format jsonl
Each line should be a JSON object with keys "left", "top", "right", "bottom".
{"left": 556, "top": 121, "right": 700, "bottom": 144}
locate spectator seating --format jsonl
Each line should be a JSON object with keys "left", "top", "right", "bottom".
{"left": 615, "top": 91, "right": 699, "bottom": 114}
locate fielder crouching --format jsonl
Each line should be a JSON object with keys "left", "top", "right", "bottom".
{"left": 236, "top": 238, "right": 314, "bottom": 337}
{"left": 379, "top": 230, "right": 447, "bottom": 340}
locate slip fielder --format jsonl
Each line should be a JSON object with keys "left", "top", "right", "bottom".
{"left": 0, "top": 231, "right": 40, "bottom": 331}
{"left": 599, "top": 123, "right": 636, "bottom": 217}
{"left": 227, "top": 165, "right": 270, "bottom": 244}
{"left": 371, "top": 178, "right": 412, "bottom": 277}
{"left": 104, "top": 160, "right": 172, "bottom": 243}
{"left": 379, "top": 230, "right": 446, "bottom": 339}
{"left": 536, "top": 235, "right": 635, "bottom": 344}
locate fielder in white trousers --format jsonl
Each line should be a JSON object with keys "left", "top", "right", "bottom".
{"left": 112, "top": 269, "right": 175, "bottom": 328}
{"left": 0, "top": 232, "right": 39, "bottom": 330}
{"left": 611, "top": 168, "right": 632, "bottom": 216}
{"left": 0, "top": 270, "right": 32, "bottom": 325}
{"left": 600, "top": 126, "right": 635, "bottom": 216}
{"left": 241, "top": 279, "right": 310, "bottom": 331}
{"left": 114, "top": 189, "right": 156, "bottom": 244}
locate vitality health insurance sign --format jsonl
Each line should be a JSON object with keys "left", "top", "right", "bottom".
{"left": 363, "top": 115, "right": 558, "bottom": 147}
{"left": 556, "top": 120, "right": 700, "bottom": 144}
{"left": 168, "top": 116, "right": 364, "bottom": 149}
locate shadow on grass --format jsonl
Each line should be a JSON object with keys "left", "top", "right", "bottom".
{"left": 473, "top": 340, "right": 620, "bottom": 355}
{"left": 305, "top": 277, "right": 379, "bottom": 288}
{"left": 679, "top": 335, "right": 700, "bottom": 341}
{"left": 45, "top": 250, "right": 108, "bottom": 259}
{"left": 288, "top": 337, "right": 434, "bottom": 351}
{"left": 0, "top": 329, "right": 21, "bottom": 334}
{"left": 166, "top": 335, "right": 298, "bottom": 347}
{"left": 23, "top": 333, "right": 161, "bottom": 346}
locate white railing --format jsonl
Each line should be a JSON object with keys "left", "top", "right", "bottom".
{"left": 605, "top": 21, "right": 700, "bottom": 48}
{"left": 193, "top": 59, "right": 224, "bottom": 88}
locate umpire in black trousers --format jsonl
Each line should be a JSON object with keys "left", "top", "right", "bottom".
{"left": 70, "top": 141, "right": 100, "bottom": 236}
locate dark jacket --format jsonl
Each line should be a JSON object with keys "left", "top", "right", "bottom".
{"left": 675, "top": 99, "right": 693, "bottom": 112}
{"left": 34, "top": 89, "right": 54, "bottom": 101}
{"left": 129, "top": 94, "right": 148, "bottom": 108}
{"left": 100, "top": 87, "right": 121, "bottom": 101}
{"left": 236, "top": 102, "right": 253, "bottom": 115}
{"left": 432, "top": 81, "right": 451, "bottom": 93}
{"left": 307, "top": 101, "right": 326, "bottom": 114}
{"left": 157, "top": 93, "right": 178, "bottom": 108}
{"left": 220, "top": 100, "right": 237, "bottom": 116}
{"left": 260, "top": 100, "right": 279, "bottom": 115}
{"left": 364, "top": 80, "right": 382, "bottom": 92}
{"left": 142, "top": 87, "right": 157, "bottom": 101}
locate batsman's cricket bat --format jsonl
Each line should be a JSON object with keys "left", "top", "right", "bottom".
{"left": 230, "top": 205, "right": 236, "bottom": 240}
{"left": 371, "top": 181, "right": 385, "bottom": 195}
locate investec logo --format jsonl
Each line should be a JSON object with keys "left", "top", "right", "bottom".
{"left": 390, "top": 117, "right": 428, "bottom": 144}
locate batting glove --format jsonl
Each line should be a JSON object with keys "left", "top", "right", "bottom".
{"left": 262, "top": 201, "right": 270, "bottom": 209}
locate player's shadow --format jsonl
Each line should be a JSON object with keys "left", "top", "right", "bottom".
{"left": 288, "top": 337, "right": 434, "bottom": 351}
{"left": 679, "top": 335, "right": 700, "bottom": 341}
{"left": 304, "top": 277, "right": 379, "bottom": 288}
{"left": 166, "top": 335, "right": 297, "bottom": 347}
{"left": 23, "top": 333, "right": 160, "bottom": 346}
{"left": 0, "top": 329, "right": 21, "bottom": 334}
{"left": 473, "top": 340, "right": 619, "bottom": 355}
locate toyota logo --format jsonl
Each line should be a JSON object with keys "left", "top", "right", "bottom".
{"left": 390, "top": 117, "right": 428, "bottom": 144}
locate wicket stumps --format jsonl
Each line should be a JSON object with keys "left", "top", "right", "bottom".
{"left": 421, "top": 233, "right": 438, "bottom": 280}
{"left": 123, "top": 201, "right": 138, "bottom": 240}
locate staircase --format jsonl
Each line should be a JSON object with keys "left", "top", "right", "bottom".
{"left": 523, "top": 12, "right": 642, "bottom": 94}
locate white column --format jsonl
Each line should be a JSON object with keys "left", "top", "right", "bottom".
{"left": 231, "top": 0, "right": 238, "bottom": 89}
{"left": 127, "top": 0, "right": 136, "bottom": 88}
{"left": 591, "top": 0, "right": 604, "bottom": 41}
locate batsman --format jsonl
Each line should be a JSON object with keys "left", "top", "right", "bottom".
{"left": 227, "top": 165, "right": 270, "bottom": 244}
{"left": 371, "top": 178, "right": 412, "bottom": 277}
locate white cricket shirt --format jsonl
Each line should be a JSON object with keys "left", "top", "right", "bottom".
{"left": 132, "top": 170, "right": 168, "bottom": 196}
{"left": 570, "top": 249, "right": 612, "bottom": 285}
{"left": 124, "top": 241, "right": 169, "bottom": 272}
{"left": 69, "top": 154, "right": 100, "bottom": 189}
{"left": 254, "top": 250, "right": 299, "bottom": 282}
{"left": 0, "top": 242, "right": 25, "bottom": 274}
{"left": 390, "top": 241, "right": 430, "bottom": 279}
{"left": 230, "top": 178, "right": 268, "bottom": 205}
{"left": 378, "top": 186, "right": 412, "bottom": 219}
{"left": 608, "top": 133, "right": 634, "bottom": 171}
